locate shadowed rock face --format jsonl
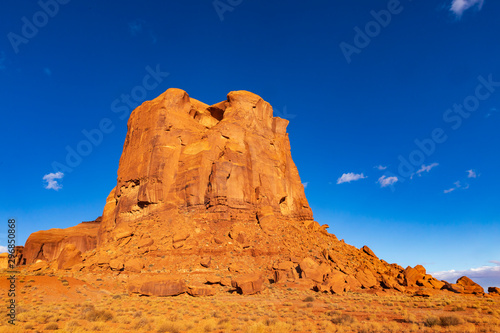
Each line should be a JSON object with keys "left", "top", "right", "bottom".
{"left": 23, "top": 219, "right": 101, "bottom": 264}
{"left": 97, "top": 88, "right": 313, "bottom": 246}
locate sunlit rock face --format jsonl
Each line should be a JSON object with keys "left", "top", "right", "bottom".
{"left": 97, "top": 88, "right": 313, "bottom": 246}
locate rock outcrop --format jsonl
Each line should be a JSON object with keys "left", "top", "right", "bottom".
{"left": 97, "top": 88, "right": 313, "bottom": 247}
{"left": 20, "top": 88, "right": 486, "bottom": 299}
{"left": 23, "top": 218, "right": 101, "bottom": 264}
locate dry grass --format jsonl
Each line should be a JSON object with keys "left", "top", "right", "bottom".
{"left": 1, "top": 272, "right": 499, "bottom": 333}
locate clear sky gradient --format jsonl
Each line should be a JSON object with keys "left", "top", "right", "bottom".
{"left": 1, "top": 0, "right": 498, "bottom": 288}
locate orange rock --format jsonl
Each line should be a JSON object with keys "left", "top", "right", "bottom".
{"left": 97, "top": 89, "right": 314, "bottom": 247}
{"left": 299, "top": 258, "right": 330, "bottom": 283}
{"left": 109, "top": 258, "right": 124, "bottom": 271}
{"left": 130, "top": 280, "right": 187, "bottom": 296}
{"left": 231, "top": 273, "right": 265, "bottom": 295}
{"left": 125, "top": 258, "right": 144, "bottom": 273}
{"left": 403, "top": 266, "right": 425, "bottom": 287}
{"left": 414, "top": 289, "right": 438, "bottom": 297}
{"left": 456, "top": 276, "right": 484, "bottom": 294}
{"left": 200, "top": 257, "right": 211, "bottom": 268}
{"left": 24, "top": 218, "right": 101, "bottom": 264}
{"left": 56, "top": 244, "right": 82, "bottom": 270}
{"left": 187, "top": 285, "right": 216, "bottom": 297}
{"left": 273, "top": 261, "right": 299, "bottom": 283}
{"left": 355, "top": 266, "right": 378, "bottom": 289}
{"left": 488, "top": 287, "right": 500, "bottom": 295}
{"left": 361, "top": 245, "right": 378, "bottom": 259}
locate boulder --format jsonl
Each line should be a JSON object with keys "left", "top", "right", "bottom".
{"left": 129, "top": 280, "right": 187, "bottom": 296}
{"left": 109, "top": 258, "right": 124, "bottom": 271}
{"left": 125, "top": 258, "right": 144, "bottom": 273}
{"left": 231, "top": 273, "right": 265, "bottom": 295}
{"left": 56, "top": 244, "right": 82, "bottom": 270}
{"left": 187, "top": 285, "right": 216, "bottom": 297}
{"left": 456, "top": 276, "right": 484, "bottom": 294}
{"left": 488, "top": 287, "right": 500, "bottom": 296}
{"left": 200, "top": 257, "right": 211, "bottom": 268}
{"left": 299, "top": 258, "right": 330, "bottom": 283}
{"left": 361, "top": 245, "right": 378, "bottom": 259}
{"left": 273, "top": 261, "right": 299, "bottom": 283}
{"left": 404, "top": 265, "right": 426, "bottom": 287}
{"left": 355, "top": 266, "right": 378, "bottom": 289}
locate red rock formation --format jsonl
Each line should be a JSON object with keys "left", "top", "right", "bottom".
{"left": 21, "top": 88, "right": 487, "bottom": 299}
{"left": 488, "top": 287, "right": 500, "bottom": 296}
{"left": 23, "top": 218, "right": 101, "bottom": 264}
{"left": 97, "top": 88, "right": 313, "bottom": 246}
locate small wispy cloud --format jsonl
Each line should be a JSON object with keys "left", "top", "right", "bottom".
{"left": 337, "top": 173, "right": 367, "bottom": 184}
{"left": 414, "top": 163, "right": 439, "bottom": 178}
{"left": 0, "top": 245, "right": 7, "bottom": 253}
{"left": 302, "top": 182, "right": 309, "bottom": 189}
{"left": 378, "top": 175, "right": 398, "bottom": 188}
{"left": 450, "top": 0, "right": 484, "bottom": 18}
{"left": 467, "top": 169, "right": 478, "bottom": 178}
{"left": 43, "top": 172, "right": 64, "bottom": 190}
{"left": 444, "top": 181, "right": 462, "bottom": 194}
{"left": 374, "top": 165, "right": 387, "bottom": 171}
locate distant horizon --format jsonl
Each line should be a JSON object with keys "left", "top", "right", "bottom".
{"left": 1, "top": 0, "right": 498, "bottom": 289}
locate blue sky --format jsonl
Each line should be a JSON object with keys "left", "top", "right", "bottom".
{"left": 1, "top": 0, "right": 498, "bottom": 287}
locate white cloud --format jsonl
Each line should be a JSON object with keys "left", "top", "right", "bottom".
{"left": 378, "top": 175, "right": 398, "bottom": 188}
{"left": 467, "top": 169, "right": 477, "bottom": 178}
{"left": 43, "top": 172, "right": 64, "bottom": 190}
{"left": 375, "top": 165, "right": 387, "bottom": 171}
{"left": 431, "top": 262, "right": 500, "bottom": 289}
{"left": 450, "top": 0, "right": 484, "bottom": 18}
{"left": 0, "top": 245, "right": 7, "bottom": 253}
{"left": 444, "top": 180, "right": 469, "bottom": 194}
{"left": 337, "top": 173, "right": 367, "bottom": 184}
{"left": 302, "top": 182, "right": 309, "bottom": 189}
{"left": 415, "top": 163, "right": 439, "bottom": 176}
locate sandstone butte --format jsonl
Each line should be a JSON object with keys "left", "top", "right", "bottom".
{"left": 4, "top": 88, "right": 497, "bottom": 297}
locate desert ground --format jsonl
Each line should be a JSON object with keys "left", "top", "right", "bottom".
{"left": 2, "top": 271, "right": 499, "bottom": 333}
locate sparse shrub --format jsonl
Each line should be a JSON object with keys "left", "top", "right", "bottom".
{"left": 302, "top": 296, "right": 315, "bottom": 302}
{"left": 157, "top": 322, "right": 181, "bottom": 333}
{"left": 331, "top": 313, "right": 355, "bottom": 325}
{"left": 84, "top": 308, "right": 114, "bottom": 322}
{"left": 45, "top": 323, "right": 59, "bottom": 330}
{"left": 439, "top": 315, "right": 462, "bottom": 327}
{"left": 134, "top": 318, "right": 150, "bottom": 330}
{"left": 424, "top": 315, "right": 441, "bottom": 327}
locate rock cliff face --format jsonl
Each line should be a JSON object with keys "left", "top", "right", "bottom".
{"left": 97, "top": 88, "right": 313, "bottom": 246}
{"left": 23, "top": 218, "right": 101, "bottom": 264}
{"left": 20, "top": 88, "right": 493, "bottom": 296}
